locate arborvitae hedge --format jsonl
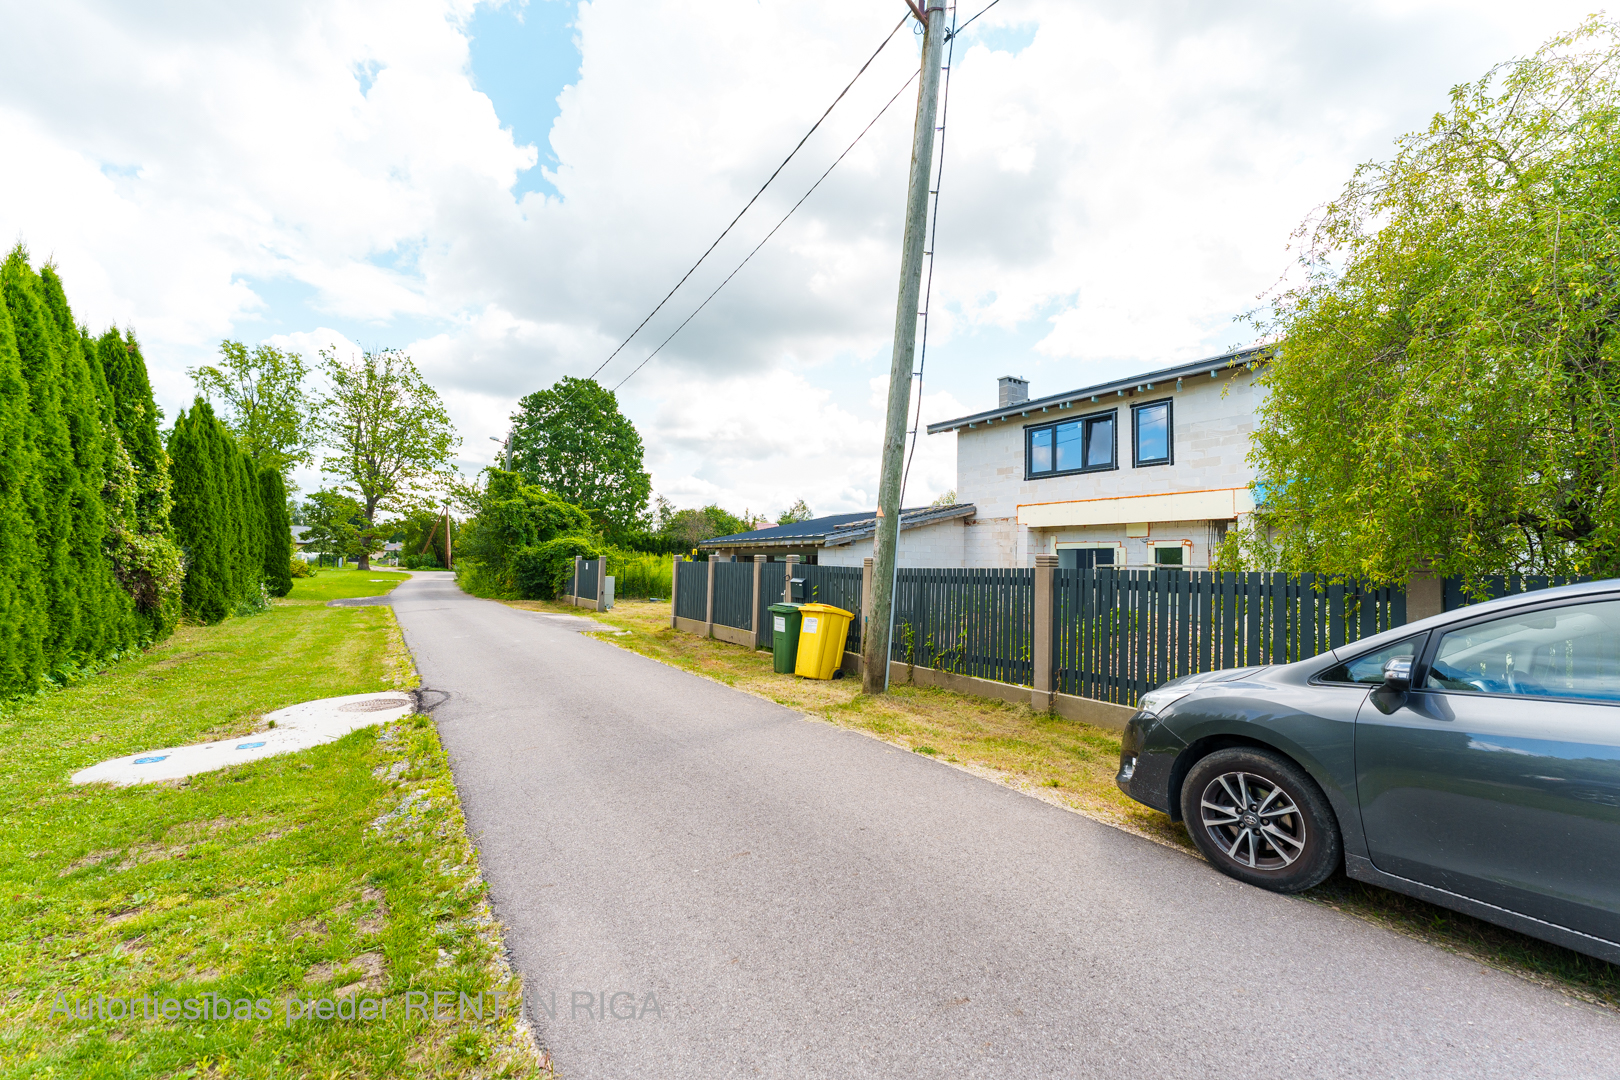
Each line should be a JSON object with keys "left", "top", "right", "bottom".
{"left": 0, "top": 247, "right": 183, "bottom": 699}
{"left": 166, "top": 400, "right": 272, "bottom": 622}
{"left": 259, "top": 466, "right": 294, "bottom": 597}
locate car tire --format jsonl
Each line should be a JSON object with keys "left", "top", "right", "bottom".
{"left": 1180, "top": 747, "right": 1340, "bottom": 893}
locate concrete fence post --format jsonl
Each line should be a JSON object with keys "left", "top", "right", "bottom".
{"left": 1032, "top": 553, "right": 1058, "bottom": 711}
{"left": 1407, "top": 562, "right": 1443, "bottom": 622}
{"left": 704, "top": 556, "right": 718, "bottom": 639}
{"left": 571, "top": 555, "right": 582, "bottom": 607}
{"left": 671, "top": 555, "right": 682, "bottom": 628}
{"left": 596, "top": 556, "right": 607, "bottom": 613}
{"left": 752, "top": 555, "right": 767, "bottom": 648}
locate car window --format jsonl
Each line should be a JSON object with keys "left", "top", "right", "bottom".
{"left": 1317, "top": 635, "right": 1426, "bottom": 685}
{"left": 1425, "top": 599, "right": 1620, "bottom": 703}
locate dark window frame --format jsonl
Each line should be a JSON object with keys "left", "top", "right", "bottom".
{"left": 1131, "top": 398, "right": 1174, "bottom": 468}
{"left": 1024, "top": 407, "right": 1118, "bottom": 480}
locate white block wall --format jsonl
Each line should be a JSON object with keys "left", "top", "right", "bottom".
{"left": 817, "top": 518, "right": 967, "bottom": 568}
{"left": 944, "top": 370, "right": 1262, "bottom": 567}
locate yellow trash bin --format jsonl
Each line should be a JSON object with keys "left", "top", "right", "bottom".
{"left": 794, "top": 602, "right": 854, "bottom": 680}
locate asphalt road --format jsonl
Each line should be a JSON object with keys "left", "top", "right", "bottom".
{"left": 391, "top": 571, "right": 1620, "bottom": 1079}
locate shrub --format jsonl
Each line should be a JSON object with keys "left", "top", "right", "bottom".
{"left": 288, "top": 558, "right": 313, "bottom": 579}
{"left": 512, "top": 535, "right": 604, "bottom": 599}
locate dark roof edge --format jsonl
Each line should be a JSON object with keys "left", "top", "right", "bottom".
{"left": 698, "top": 504, "right": 977, "bottom": 549}
{"left": 821, "top": 503, "right": 976, "bottom": 546}
{"left": 925, "top": 347, "right": 1269, "bottom": 435}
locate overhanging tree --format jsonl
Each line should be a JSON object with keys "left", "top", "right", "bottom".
{"left": 312, "top": 347, "right": 458, "bottom": 571}
{"left": 509, "top": 377, "right": 652, "bottom": 541}
{"left": 1246, "top": 19, "right": 1620, "bottom": 583}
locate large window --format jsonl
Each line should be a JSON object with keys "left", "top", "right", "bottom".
{"left": 1132, "top": 399, "right": 1172, "bottom": 467}
{"left": 1027, "top": 410, "right": 1115, "bottom": 478}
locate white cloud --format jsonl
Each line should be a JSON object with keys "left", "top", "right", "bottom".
{"left": 0, "top": 0, "right": 1603, "bottom": 517}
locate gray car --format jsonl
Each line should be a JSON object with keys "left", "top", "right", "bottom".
{"left": 1115, "top": 579, "right": 1620, "bottom": 964}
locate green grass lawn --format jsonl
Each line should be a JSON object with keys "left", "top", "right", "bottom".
{"left": 284, "top": 566, "right": 412, "bottom": 605}
{"left": 0, "top": 575, "right": 548, "bottom": 1078}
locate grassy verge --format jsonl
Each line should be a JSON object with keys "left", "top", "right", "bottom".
{"left": 507, "top": 595, "right": 1620, "bottom": 1011}
{"left": 1, "top": 570, "right": 549, "bottom": 1078}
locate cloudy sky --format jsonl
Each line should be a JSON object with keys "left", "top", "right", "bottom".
{"left": 0, "top": 0, "right": 1601, "bottom": 518}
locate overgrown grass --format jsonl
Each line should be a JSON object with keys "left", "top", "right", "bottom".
{"left": 605, "top": 552, "right": 672, "bottom": 599}
{"left": 0, "top": 581, "right": 548, "bottom": 1077}
{"left": 505, "top": 595, "right": 1620, "bottom": 1012}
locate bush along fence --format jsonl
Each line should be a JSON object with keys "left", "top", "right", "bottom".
{"left": 665, "top": 554, "right": 1597, "bottom": 729}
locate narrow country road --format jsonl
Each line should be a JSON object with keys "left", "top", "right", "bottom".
{"left": 391, "top": 571, "right": 1620, "bottom": 1079}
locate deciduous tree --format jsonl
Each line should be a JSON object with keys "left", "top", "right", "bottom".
{"left": 312, "top": 347, "right": 458, "bottom": 571}
{"left": 189, "top": 341, "right": 312, "bottom": 487}
{"left": 509, "top": 377, "right": 652, "bottom": 541}
{"left": 1246, "top": 19, "right": 1620, "bottom": 583}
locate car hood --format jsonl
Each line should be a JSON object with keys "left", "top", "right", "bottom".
{"left": 1157, "top": 666, "right": 1271, "bottom": 691}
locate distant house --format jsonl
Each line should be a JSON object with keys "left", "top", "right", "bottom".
{"left": 926, "top": 349, "right": 1264, "bottom": 570}
{"left": 699, "top": 504, "right": 976, "bottom": 567}
{"left": 290, "top": 525, "right": 317, "bottom": 562}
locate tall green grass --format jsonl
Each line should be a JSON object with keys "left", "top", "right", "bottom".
{"left": 608, "top": 551, "right": 673, "bottom": 599}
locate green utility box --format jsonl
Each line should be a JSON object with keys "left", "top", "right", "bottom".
{"left": 768, "top": 603, "right": 804, "bottom": 674}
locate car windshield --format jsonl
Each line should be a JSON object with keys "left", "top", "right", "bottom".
{"left": 1425, "top": 599, "right": 1620, "bottom": 702}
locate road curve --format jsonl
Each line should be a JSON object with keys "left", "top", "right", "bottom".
{"left": 390, "top": 571, "right": 1620, "bottom": 1080}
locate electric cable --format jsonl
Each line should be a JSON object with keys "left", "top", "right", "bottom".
{"left": 569, "top": 12, "right": 912, "bottom": 395}
{"left": 609, "top": 68, "right": 921, "bottom": 393}
{"left": 948, "top": 0, "right": 1001, "bottom": 39}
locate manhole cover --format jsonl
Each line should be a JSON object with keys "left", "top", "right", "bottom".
{"left": 338, "top": 698, "right": 412, "bottom": 713}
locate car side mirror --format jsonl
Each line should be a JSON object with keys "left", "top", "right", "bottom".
{"left": 1371, "top": 657, "right": 1412, "bottom": 715}
{"left": 1382, "top": 657, "right": 1412, "bottom": 688}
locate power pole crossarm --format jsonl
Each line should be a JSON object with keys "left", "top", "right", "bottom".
{"left": 863, "top": 2, "right": 947, "bottom": 694}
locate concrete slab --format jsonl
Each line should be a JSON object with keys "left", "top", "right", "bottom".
{"left": 70, "top": 691, "right": 415, "bottom": 786}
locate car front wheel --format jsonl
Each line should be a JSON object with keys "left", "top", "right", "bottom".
{"left": 1180, "top": 747, "right": 1340, "bottom": 893}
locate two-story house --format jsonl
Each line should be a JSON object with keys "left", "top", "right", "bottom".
{"left": 926, "top": 348, "right": 1264, "bottom": 570}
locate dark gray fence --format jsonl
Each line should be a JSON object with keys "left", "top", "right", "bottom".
{"left": 756, "top": 564, "right": 785, "bottom": 648}
{"left": 713, "top": 561, "right": 754, "bottom": 631}
{"left": 1444, "top": 574, "right": 1593, "bottom": 611}
{"left": 1054, "top": 569, "right": 1406, "bottom": 706}
{"left": 892, "top": 568, "right": 1034, "bottom": 686}
{"left": 577, "top": 559, "right": 599, "bottom": 602}
{"left": 675, "top": 561, "right": 708, "bottom": 622}
{"left": 798, "top": 565, "right": 863, "bottom": 651}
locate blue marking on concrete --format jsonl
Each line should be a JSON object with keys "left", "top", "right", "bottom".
{"left": 237, "top": 742, "right": 267, "bottom": 750}
{"left": 134, "top": 756, "right": 168, "bottom": 764}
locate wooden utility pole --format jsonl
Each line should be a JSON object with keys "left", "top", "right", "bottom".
{"left": 863, "top": 1, "right": 947, "bottom": 694}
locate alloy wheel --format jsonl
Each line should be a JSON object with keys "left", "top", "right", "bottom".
{"left": 1198, "top": 770, "right": 1307, "bottom": 871}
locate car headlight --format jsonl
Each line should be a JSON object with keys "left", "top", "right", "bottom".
{"left": 1136, "top": 687, "right": 1193, "bottom": 718}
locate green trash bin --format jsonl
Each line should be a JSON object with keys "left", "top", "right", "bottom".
{"left": 768, "top": 603, "right": 804, "bottom": 674}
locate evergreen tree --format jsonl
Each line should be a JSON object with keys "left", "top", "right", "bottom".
{"left": 259, "top": 464, "right": 294, "bottom": 597}
{"left": 0, "top": 275, "right": 43, "bottom": 695}
{"left": 95, "top": 328, "right": 182, "bottom": 641}
{"left": 168, "top": 404, "right": 231, "bottom": 624}
{"left": 3, "top": 249, "right": 77, "bottom": 670}
{"left": 37, "top": 266, "right": 130, "bottom": 657}
{"left": 236, "top": 449, "right": 266, "bottom": 600}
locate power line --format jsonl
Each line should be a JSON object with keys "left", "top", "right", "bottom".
{"left": 573, "top": 12, "right": 913, "bottom": 394}
{"left": 948, "top": 0, "right": 1000, "bottom": 39}
{"left": 610, "top": 68, "right": 922, "bottom": 393}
